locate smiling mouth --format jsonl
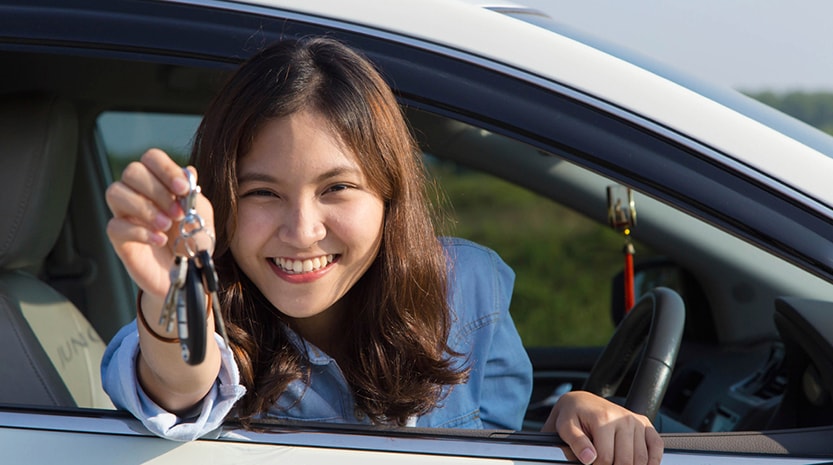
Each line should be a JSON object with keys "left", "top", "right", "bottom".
{"left": 272, "top": 254, "right": 336, "bottom": 274}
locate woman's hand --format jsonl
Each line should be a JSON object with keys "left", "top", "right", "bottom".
{"left": 543, "top": 390, "right": 663, "bottom": 465}
{"left": 105, "top": 148, "right": 215, "bottom": 299}
{"left": 105, "top": 148, "right": 221, "bottom": 414}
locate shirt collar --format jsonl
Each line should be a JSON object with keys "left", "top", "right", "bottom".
{"left": 280, "top": 322, "right": 335, "bottom": 365}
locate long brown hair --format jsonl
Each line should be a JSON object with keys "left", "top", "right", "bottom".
{"left": 191, "top": 37, "right": 467, "bottom": 425}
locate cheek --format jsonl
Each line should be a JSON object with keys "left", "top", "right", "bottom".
{"left": 231, "top": 204, "right": 276, "bottom": 253}
{"left": 339, "top": 199, "right": 385, "bottom": 249}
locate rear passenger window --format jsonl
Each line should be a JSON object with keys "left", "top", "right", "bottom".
{"left": 97, "top": 111, "right": 201, "bottom": 180}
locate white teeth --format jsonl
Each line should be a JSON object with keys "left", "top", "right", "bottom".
{"left": 275, "top": 254, "right": 334, "bottom": 274}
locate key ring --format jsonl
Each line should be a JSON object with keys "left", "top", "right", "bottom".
{"left": 174, "top": 169, "right": 215, "bottom": 257}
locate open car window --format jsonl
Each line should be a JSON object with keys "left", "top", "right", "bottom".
{"left": 98, "top": 111, "right": 201, "bottom": 180}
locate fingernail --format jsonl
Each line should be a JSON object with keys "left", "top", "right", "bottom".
{"left": 150, "top": 232, "right": 168, "bottom": 246}
{"left": 579, "top": 448, "right": 596, "bottom": 465}
{"left": 155, "top": 213, "right": 173, "bottom": 231}
{"left": 168, "top": 202, "right": 183, "bottom": 219}
{"left": 172, "top": 176, "right": 189, "bottom": 195}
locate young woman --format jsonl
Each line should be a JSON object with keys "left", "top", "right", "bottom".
{"left": 103, "top": 37, "right": 662, "bottom": 465}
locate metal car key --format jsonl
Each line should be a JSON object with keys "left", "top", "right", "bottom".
{"left": 160, "top": 255, "right": 188, "bottom": 333}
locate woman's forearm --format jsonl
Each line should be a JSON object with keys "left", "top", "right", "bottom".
{"left": 136, "top": 290, "right": 222, "bottom": 415}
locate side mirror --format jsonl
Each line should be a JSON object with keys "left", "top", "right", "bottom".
{"left": 611, "top": 259, "right": 715, "bottom": 341}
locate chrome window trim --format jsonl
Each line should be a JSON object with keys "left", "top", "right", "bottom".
{"left": 0, "top": 410, "right": 142, "bottom": 437}
{"left": 1, "top": 409, "right": 826, "bottom": 464}
{"left": 0, "top": 409, "right": 570, "bottom": 461}
{"left": 229, "top": 427, "right": 568, "bottom": 461}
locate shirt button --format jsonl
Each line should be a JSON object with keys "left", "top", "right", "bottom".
{"left": 354, "top": 408, "right": 365, "bottom": 420}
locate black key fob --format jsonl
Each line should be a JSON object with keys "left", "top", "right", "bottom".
{"left": 181, "top": 257, "right": 207, "bottom": 365}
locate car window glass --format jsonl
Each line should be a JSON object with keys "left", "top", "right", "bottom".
{"left": 97, "top": 111, "right": 201, "bottom": 180}
{"left": 421, "top": 135, "right": 654, "bottom": 348}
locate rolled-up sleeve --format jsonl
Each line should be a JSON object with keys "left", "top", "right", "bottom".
{"left": 100, "top": 321, "right": 246, "bottom": 441}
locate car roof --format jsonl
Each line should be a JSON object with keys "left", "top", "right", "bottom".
{"left": 215, "top": 0, "right": 833, "bottom": 210}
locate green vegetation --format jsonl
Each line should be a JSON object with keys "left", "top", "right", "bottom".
{"left": 427, "top": 163, "right": 630, "bottom": 347}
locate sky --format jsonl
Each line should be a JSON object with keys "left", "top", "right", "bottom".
{"left": 518, "top": 0, "right": 833, "bottom": 92}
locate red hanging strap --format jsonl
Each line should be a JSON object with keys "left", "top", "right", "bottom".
{"left": 607, "top": 185, "right": 637, "bottom": 314}
{"left": 623, "top": 236, "right": 635, "bottom": 313}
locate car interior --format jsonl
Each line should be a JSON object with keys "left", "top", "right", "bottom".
{"left": 0, "top": 92, "right": 110, "bottom": 409}
{"left": 2, "top": 37, "right": 833, "bottom": 457}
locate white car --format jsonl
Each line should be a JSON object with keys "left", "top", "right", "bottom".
{"left": 1, "top": 0, "right": 832, "bottom": 463}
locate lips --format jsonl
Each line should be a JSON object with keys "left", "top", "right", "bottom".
{"left": 272, "top": 254, "right": 336, "bottom": 274}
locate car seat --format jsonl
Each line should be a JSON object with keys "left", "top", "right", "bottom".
{"left": 0, "top": 93, "right": 112, "bottom": 409}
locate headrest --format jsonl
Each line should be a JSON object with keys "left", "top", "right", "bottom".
{"left": 0, "top": 94, "right": 78, "bottom": 270}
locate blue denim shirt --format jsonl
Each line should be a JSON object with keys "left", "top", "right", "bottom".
{"left": 101, "top": 237, "right": 532, "bottom": 441}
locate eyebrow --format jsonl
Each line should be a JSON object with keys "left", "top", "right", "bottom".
{"left": 237, "top": 165, "right": 363, "bottom": 185}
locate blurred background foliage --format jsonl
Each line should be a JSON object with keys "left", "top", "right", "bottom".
{"left": 426, "top": 161, "right": 641, "bottom": 348}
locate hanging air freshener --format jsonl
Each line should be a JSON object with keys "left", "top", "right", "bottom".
{"left": 607, "top": 185, "right": 637, "bottom": 312}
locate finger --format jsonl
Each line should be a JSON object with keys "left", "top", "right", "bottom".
{"left": 106, "top": 217, "right": 168, "bottom": 249}
{"left": 630, "top": 420, "right": 651, "bottom": 465}
{"left": 142, "top": 148, "right": 192, "bottom": 198}
{"left": 105, "top": 180, "right": 174, "bottom": 233}
{"left": 646, "top": 425, "right": 664, "bottom": 465}
{"left": 118, "top": 159, "right": 182, "bottom": 220}
{"left": 185, "top": 164, "right": 198, "bottom": 183}
{"left": 609, "top": 421, "right": 635, "bottom": 465}
{"left": 139, "top": 149, "right": 196, "bottom": 212}
{"left": 107, "top": 218, "right": 175, "bottom": 297}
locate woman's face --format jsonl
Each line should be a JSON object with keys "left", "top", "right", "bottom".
{"left": 230, "top": 109, "right": 385, "bottom": 335}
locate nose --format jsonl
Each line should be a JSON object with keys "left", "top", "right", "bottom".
{"left": 277, "top": 199, "right": 326, "bottom": 249}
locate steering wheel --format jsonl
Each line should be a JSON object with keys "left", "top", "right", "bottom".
{"left": 582, "top": 287, "right": 685, "bottom": 421}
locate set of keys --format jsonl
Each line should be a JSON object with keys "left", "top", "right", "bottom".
{"left": 159, "top": 169, "right": 227, "bottom": 365}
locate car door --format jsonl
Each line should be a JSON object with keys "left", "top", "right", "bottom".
{"left": 2, "top": 0, "right": 833, "bottom": 463}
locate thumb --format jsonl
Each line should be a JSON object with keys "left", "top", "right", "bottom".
{"left": 563, "top": 429, "right": 597, "bottom": 465}
{"left": 542, "top": 406, "right": 598, "bottom": 465}
{"left": 545, "top": 411, "right": 597, "bottom": 465}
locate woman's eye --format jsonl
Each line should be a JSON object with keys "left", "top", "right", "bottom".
{"left": 242, "top": 189, "right": 277, "bottom": 198}
{"left": 325, "top": 183, "right": 351, "bottom": 194}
